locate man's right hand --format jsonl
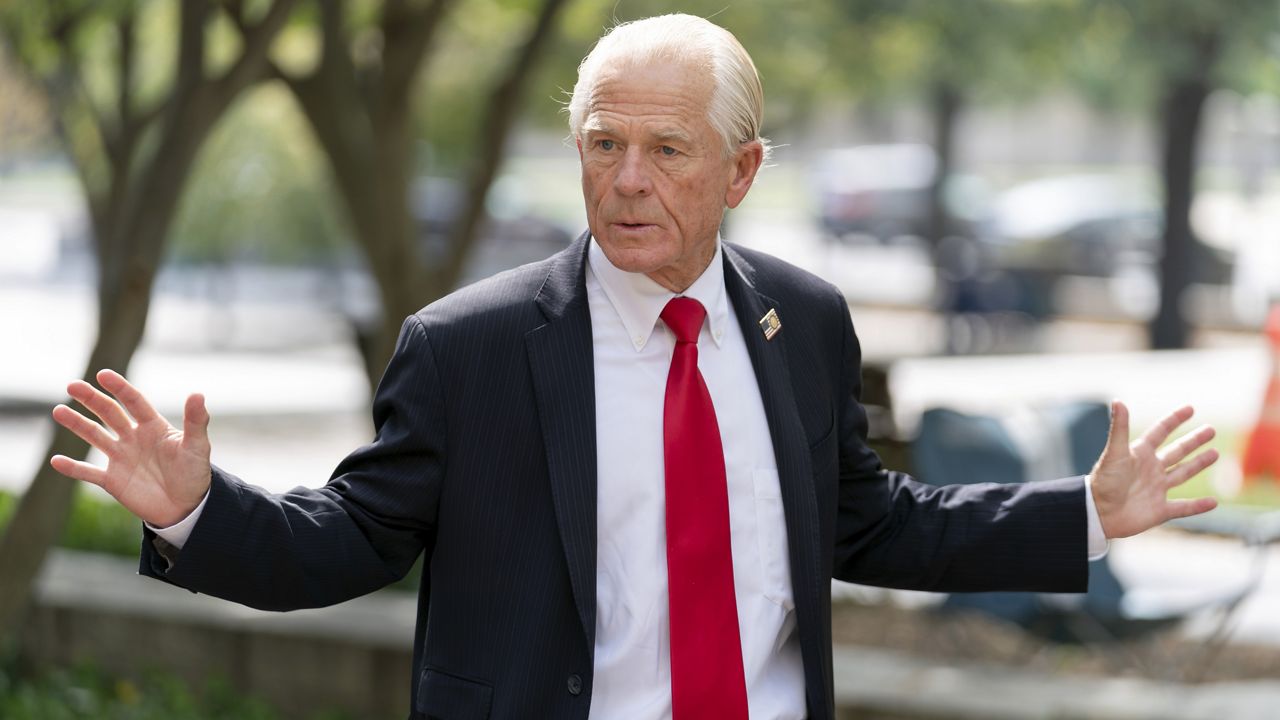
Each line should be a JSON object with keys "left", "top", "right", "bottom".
{"left": 50, "top": 369, "right": 212, "bottom": 528}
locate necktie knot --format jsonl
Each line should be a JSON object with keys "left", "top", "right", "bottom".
{"left": 661, "top": 297, "right": 706, "bottom": 344}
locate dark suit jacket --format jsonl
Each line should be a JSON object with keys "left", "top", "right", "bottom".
{"left": 141, "top": 232, "right": 1087, "bottom": 719}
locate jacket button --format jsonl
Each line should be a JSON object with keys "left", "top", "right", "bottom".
{"left": 567, "top": 674, "right": 583, "bottom": 696}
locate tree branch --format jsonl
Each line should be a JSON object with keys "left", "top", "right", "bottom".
{"left": 176, "top": 0, "right": 211, "bottom": 95}
{"left": 116, "top": 15, "right": 135, "bottom": 133}
{"left": 440, "top": 0, "right": 569, "bottom": 286}
{"left": 209, "top": 0, "right": 298, "bottom": 109}
{"left": 380, "top": 0, "right": 457, "bottom": 108}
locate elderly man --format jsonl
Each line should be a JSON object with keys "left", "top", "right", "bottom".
{"left": 51, "top": 14, "right": 1217, "bottom": 720}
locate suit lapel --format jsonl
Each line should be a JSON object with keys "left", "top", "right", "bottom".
{"left": 722, "top": 245, "right": 826, "bottom": 698}
{"left": 526, "top": 232, "right": 598, "bottom": 653}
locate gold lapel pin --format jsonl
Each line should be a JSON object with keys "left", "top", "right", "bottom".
{"left": 759, "top": 308, "right": 781, "bottom": 341}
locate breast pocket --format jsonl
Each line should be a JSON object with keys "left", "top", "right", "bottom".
{"left": 752, "top": 468, "right": 794, "bottom": 611}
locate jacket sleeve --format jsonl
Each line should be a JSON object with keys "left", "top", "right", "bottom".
{"left": 829, "top": 303, "right": 1088, "bottom": 593}
{"left": 139, "top": 315, "right": 445, "bottom": 610}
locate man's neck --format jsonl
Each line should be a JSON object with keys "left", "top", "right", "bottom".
{"left": 644, "top": 242, "right": 720, "bottom": 293}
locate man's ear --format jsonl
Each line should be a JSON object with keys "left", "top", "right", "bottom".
{"left": 725, "top": 140, "right": 764, "bottom": 209}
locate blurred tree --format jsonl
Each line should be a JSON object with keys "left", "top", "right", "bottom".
{"left": 168, "top": 84, "right": 346, "bottom": 267}
{"left": 1074, "top": 0, "right": 1280, "bottom": 349}
{"left": 0, "top": 0, "right": 295, "bottom": 651}
{"left": 837, "top": 0, "right": 1082, "bottom": 249}
{"left": 0, "top": 44, "right": 52, "bottom": 170}
{"left": 531, "top": 0, "right": 848, "bottom": 145}
{"left": 249, "top": 0, "right": 571, "bottom": 384}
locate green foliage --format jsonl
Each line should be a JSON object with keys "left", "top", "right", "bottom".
{"left": 1067, "top": 0, "right": 1280, "bottom": 111}
{"left": 0, "top": 664, "right": 291, "bottom": 720}
{"left": 525, "top": 0, "right": 856, "bottom": 136}
{"left": 0, "top": 491, "right": 14, "bottom": 528}
{"left": 168, "top": 84, "right": 348, "bottom": 266}
{"left": 418, "top": 0, "right": 549, "bottom": 172}
{"left": 0, "top": 44, "right": 52, "bottom": 160}
{"left": 0, "top": 487, "right": 426, "bottom": 592}
{"left": 60, "top": 490, "right": 144, "bottom": 557}
{"left": 0, "top": 490, "right": 140, "bottom": 559}
{"left": 836, "top": 0, "right": 1089, "bottom": 103}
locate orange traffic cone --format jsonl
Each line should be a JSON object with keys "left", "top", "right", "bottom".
{"left": 1242, "top": 305, "right": 1280, "bottom": 485}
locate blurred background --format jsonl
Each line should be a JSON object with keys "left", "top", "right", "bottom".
{"left": 2, "top": 0, "right": 1280, "bottom": 718}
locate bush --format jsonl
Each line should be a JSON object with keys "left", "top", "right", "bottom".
{"left": 0, "top": 664, "right": 284, "bottom": 720}
{"left": 0, "top": 490, "right": 141, "bottom": 559}
{"left": 0, "top": 489, "right": 424, "bottom": 593}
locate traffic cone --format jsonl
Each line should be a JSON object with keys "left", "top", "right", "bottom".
{"left": 1242, "top": 305, "right": 1280, "bottom": 485}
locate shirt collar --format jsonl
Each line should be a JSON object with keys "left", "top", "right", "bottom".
{"left": 587, "top": 235, "right": 730, "bottom": 352}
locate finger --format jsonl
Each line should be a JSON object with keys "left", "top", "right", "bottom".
{"left": 50, "top": 454, "right": 109, "bottom": 488}
{"left": 51, "top": 404, "right": 117, "bottom": 453}
{"left": 1165, "top": 496, "right": 1218, "bottom": 521}
{"left": 1157, "top": 424, "right": 1216, "bottom": 468}
{"left": 182, "top": 393, "right": 210, "bottom": 451}
{"left": 67, "top": 379, "right": 133, "bottom": 435}
{"left": 1102, "top": 399, "right": 1131, "bottom": 460}
{"left": 1166, "top": 448, "right": 1220, "bottom": 487}
{"left": 1138, "top": 405, "right": 1194, "bottom": 451}
{"left": 97, "top": 369, "right": 162, "bottom": 424}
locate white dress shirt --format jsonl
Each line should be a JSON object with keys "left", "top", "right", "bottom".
{"left": 585, "top": 238, "right": 806, "bottom": 719}
{"left": 153, "top": 237, "right": 1109, "bottom": 720}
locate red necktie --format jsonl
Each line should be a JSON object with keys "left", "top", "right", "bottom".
{"left": 660, "top": 297, "right": 749, "bottom": 720}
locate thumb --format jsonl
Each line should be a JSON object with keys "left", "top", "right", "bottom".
{"left": 1103, "top": 399, "right": 1131, "bottom": 461}
{"left": 182, "top": 393, "right": 211, "bottom": 452}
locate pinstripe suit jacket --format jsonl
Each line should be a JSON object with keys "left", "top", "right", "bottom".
{"left": 140, "top": 232, "right": 1087, "bottom": 719}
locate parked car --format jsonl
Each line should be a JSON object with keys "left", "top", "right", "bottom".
{"left": 988, "top": 174, "right": 1232, "bottom": 283}
{"left": 812, "top": 143, "right": 991, "bottom": 245}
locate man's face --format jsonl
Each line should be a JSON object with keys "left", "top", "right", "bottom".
{"left": 577, "top": 59, "right": 762, "bottom": 292}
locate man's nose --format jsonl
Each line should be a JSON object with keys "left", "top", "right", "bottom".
{"left": 613, "top": 147, "right": 653, "bottom": 196}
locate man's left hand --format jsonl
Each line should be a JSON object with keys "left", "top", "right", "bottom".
{"left": 1091, "top": 400, "right": 1219, "bottom": 539}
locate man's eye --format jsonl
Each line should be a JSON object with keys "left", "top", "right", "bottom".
{"left": 660, "top": 145, "right": 678, "bottom": 156}
{"left": 599, "top": 140, "right": 615, "bottom": 151}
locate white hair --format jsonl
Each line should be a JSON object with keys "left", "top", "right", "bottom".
{"left": 567, "top": 14, "right": 771, "bottom": 162}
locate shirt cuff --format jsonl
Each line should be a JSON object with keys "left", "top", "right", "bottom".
{"left": 145, "top": 490, "right": 210, "bottom": 550}
{"left": 1083, "top": 475, "right": 1110, "bottom": 560}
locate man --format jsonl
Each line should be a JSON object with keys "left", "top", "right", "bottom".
{"left": 50, "top": 14, "right": 1218, "bottom": 720}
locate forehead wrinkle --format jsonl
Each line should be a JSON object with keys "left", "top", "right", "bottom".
{"left": 581, "top": 62, "right": 717, "bottom": 150}
{"left": 587, "top": 68, "right": 713, "bottom": 116}
{"left": 651, "top": 127, "right": 693, "bottom": 144}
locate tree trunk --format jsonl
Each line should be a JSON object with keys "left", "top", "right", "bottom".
{"left": 0, "top": 0, "right": 294, "bottom": 652}
{"left": 927, "top": 81, "right": 971, "bottom": 354}
{"left": 295, "top": 0, "right": 570, "bottom": 389}
{"left": 437, "top": 0, "right": 570, "bottom": 287}
{"left": 1150, "top": 43, "right": 1217, "bottom": 350}
{"left": 926, "top": 80, "right": 962, "bottom": 250}
{"left": 0, "top": 286, "right": 152, "bottom": 651}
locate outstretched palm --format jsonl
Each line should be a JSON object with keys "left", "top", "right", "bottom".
{"left": 51, "top": 369, "right": 212, "bottom": 528}
{"left": 1090, "top": 401, "right": 1219, "bottom": 539}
